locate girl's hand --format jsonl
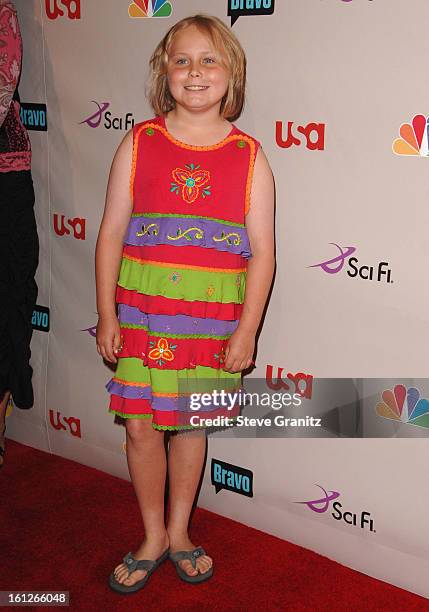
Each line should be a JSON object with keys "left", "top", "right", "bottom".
{"left": 96, "top": 313, "right": 122, "bottom": 364}
{"left": 222, "top": 328, "right": 255, "bottom": 373}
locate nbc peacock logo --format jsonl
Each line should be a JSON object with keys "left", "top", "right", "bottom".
{"left": 376, "top": 384, "right": 429, "bottom": 428}
{"left": 128, "top": 0, "right": 172, "bottom": 18}
{"left": 392, "top": 114, "right": 429, "bottom": 156}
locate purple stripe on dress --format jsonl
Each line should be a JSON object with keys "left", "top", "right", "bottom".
{"left": 107, "top": 379, "right": 245, "bottom": 413}
{"left": 153, "top": 388, "right": 245, "bottom": 413}
{"left": 106, "top": 379, "right": 152, "bottom": 400}
{"left": 152, "top": 397, "right": 243, "bottom": 413}
{"left": 123, "top": 215, "right": 252, "bottom": 259}
{"left": 118, "top": 304, "right": 239, "bottom": 336}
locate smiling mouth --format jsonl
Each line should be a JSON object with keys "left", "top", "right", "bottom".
{"left": 184, "top": 85, "right": 209, "bottom": 91}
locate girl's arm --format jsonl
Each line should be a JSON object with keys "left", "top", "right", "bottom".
{"left": 95, "top": 130, "right": 133, "bottom": 362}
{"left": 223, "top": 146, "right": 276, "bottom": 373}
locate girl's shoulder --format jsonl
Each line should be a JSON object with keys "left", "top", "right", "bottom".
{"left": 231, "top": 123, "right": 262, "bottom": 155}
{"left": 132, "top": 115, "right": 162, "bottom": 134}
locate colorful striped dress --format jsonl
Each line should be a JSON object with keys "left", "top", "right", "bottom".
{"left": 106, "top": 114, "right": 260, "bottom": 430}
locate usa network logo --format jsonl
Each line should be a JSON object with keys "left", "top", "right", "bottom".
{"left": 128, "top": 0, "right": 172, "bottom": 18}
{"left": 295, "top": 485, "right": 375, "bottom": 532}
{"left": 80, "top": 102, "right": 134, "bottom": 130}
{"left": 45, "top": 0, "right": 80, "bottom": 20}
{"left": 276, "top": 119, "right": 325, "bottom": 151}
{"left": 266, "top": 364, "right": 313, "bottom": 399}
{"left": 393, "top": 114, "right": 429, "bottom": 157}
{"left": 309, "top": 243, "right": 393, "bottom": 284}
{"left": 376, "top": 384, "right": 429, "bottom": 429}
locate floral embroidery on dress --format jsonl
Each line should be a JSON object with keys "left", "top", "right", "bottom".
{"left": 148, "top": 338, "right": 176, "bottom": 366}
{"left": 214, "top": 346, "right": 226, "bottom": 365}
{"left": 168, "top": 271, "right": 182, "bottom": 284}
{"left": 136, "top": 222, "right": 159, "bottom": 237}
{"left": 170, "top": 163, "right": 211, "bottom": 203}
{"left": 167, "top": 226, "right": 204, "bottom": 241}
{"left": 206, "top": 285, "right": 215, "bottom": 297}
{"left": 213, "top": 231, "right": 242, "bottom": 246}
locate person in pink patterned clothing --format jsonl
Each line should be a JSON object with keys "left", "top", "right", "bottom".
{"left": 0, "top": 0, "right": 39, "bottom": 467}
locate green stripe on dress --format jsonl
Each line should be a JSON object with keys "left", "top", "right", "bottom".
{"left": 118, "top": 258, "right": 246, "bottom": 303}
{"left": 115, "top": 358, "right": 240, "bottom": 393}
{"left": 131, "top": 212, "right": 245, "bottom": 228}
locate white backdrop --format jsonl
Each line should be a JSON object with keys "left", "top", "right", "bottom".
{"left": 7, "top": 0, "right": 429, "bottom": 599}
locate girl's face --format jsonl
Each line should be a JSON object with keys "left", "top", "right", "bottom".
{"left": 166, "top": 26, "right": 229, "bottom": 114}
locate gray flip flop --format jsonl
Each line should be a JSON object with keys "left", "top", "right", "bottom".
{"left": 169, "top": 546, "right": 213, "bottom": 583}
{"left": 109, "top": 548, "right": 169, "bottom": 594}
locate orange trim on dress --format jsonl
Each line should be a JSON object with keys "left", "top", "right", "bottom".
{"left": 112, "top": 377, "right": 151, "bottom": 388}
{"left": 123, "top": 253, "right": 246, "bottom": 273}
{"left": 129, "top": 125, "right": 142, "bottom": 205}
{"left": 130, "top": 120, "right": 257, "bottom": 214}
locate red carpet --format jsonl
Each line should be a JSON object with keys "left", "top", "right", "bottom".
{"left": 2, "top": 439, "right": 428, "bottom": 611}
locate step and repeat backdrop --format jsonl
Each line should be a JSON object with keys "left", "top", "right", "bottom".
{"left": 7, "top": 0, "right": 429, "bottom": 599}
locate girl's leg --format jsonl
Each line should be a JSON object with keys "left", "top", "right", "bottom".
{"left": 166, "top": 430, "right": 213, "bottom": 577}
{"left": 113, "top": 418, "right": 169, "bottom": 586}
{"left": 0, "top": 391, "right": 10, "bottom": 467}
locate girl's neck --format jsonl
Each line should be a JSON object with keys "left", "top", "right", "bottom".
{"left": 163, "top": 111, "right": 234, "bottom": 147}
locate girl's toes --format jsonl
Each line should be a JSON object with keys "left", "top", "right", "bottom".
{"left": 114, "top": 565, "right": 128, "bottom": 583}
{"left": 123, "top": 573, "right": 135, "bottom": 585}
{"left": 115, "top": 570, "right": 126, "bottom": 583}
{"left": 181, "top": 560, "right": 198, "bottom": 576}
{"left": 114, "top": 563, "right": 125, "bottom": 575}
{"left": 198, "top": 556, "right": 212, "bottom": 573}
{"left": 125, "top": 570, "right": 147, "bottom": 586}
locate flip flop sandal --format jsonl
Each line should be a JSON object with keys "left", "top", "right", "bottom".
{"left": 109, "top": 548, "right": 169, "bottom": 594}
{"left": 169, "top": 546, "right": 213, "bottom": 583}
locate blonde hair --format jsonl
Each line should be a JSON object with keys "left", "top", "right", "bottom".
{"left": 147, "top": 14, "right": 246, "bottom": 122}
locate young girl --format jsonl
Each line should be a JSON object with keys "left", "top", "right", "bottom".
{"left": 95, "top": 14, "right": 275, "bottom": 594}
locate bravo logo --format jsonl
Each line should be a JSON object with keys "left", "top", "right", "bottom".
{"left": 80, "top": 102, "right": 135, "bottom": 131}
{"left": 32, "top": 306, "right": 50, "bottom": 332}
{"left": 228, "top": 0, "right": 275, "bottom": 27}
{"left": 211, "top": 459, "right": 253, "bottom": 498}
{"left": 20, "top": 104, "right": 47, "bottom": 132}
{"left": 309, "top": 243, "right": 393, "bottom": 284}
{"left": 295, "top": 485, "right": 376, "bottom": 532}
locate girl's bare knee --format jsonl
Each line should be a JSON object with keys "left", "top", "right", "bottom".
{"left": 125, "top": 418, "right": 162, "bottom": 443}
